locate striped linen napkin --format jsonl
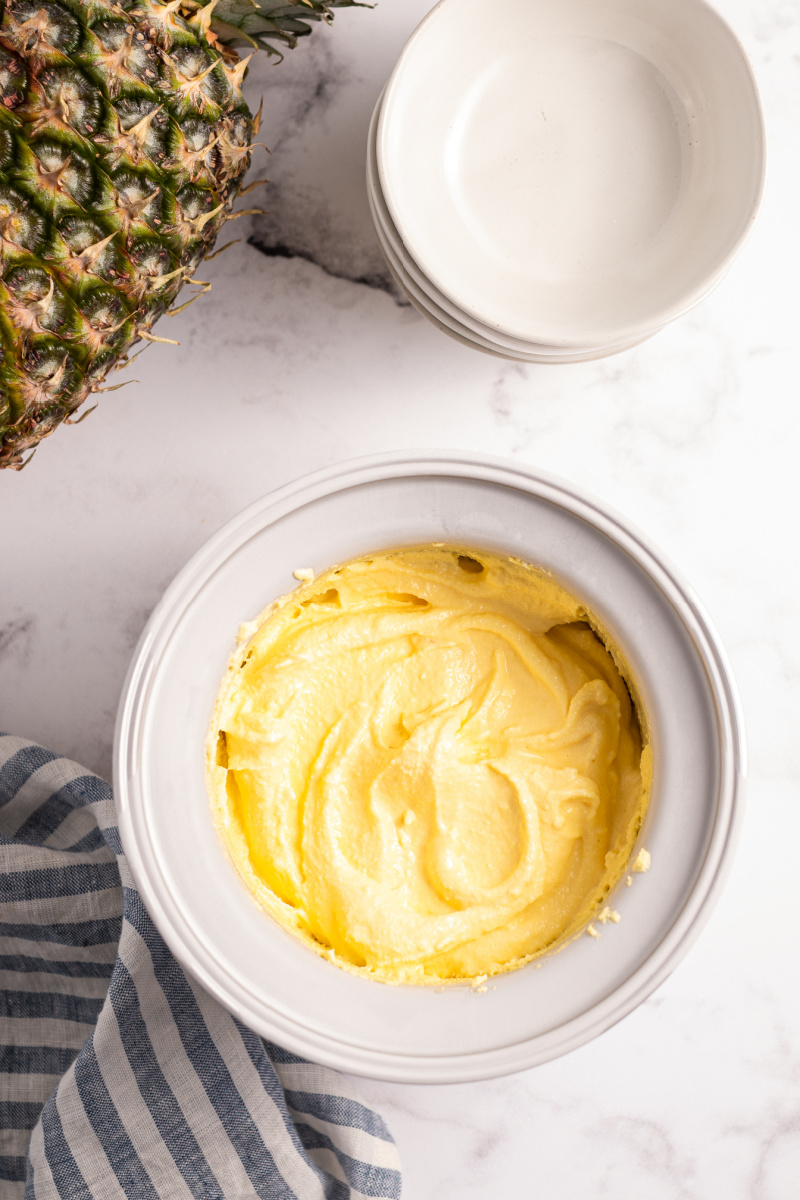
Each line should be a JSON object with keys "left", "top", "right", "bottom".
{"left": 0, "top": 734, "right": 401, "bottom": 1199}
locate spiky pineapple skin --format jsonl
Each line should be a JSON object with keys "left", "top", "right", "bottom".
{"left": 0, "top": 0, "right": 255, "bottom": 468}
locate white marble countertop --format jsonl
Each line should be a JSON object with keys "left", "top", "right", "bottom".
{"left": 2, "top": 1, "right": 799, "bottom": 1194}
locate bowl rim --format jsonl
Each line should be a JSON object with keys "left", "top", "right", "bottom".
{"left": 376, "top": 0, "right": 767, "bottom": 349}
{"left": 114, "top": 452, "right": 746, "bottom": 1082}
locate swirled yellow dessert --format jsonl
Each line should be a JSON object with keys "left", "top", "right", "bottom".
{"left": 208, "top": 546, "right": 650, "bottom": 983}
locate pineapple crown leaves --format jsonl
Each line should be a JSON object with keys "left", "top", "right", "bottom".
{"left": 179, "top": 0, "right": 370, "bottom": 58}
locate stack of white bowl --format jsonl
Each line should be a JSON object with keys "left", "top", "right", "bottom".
{"left": 368, "top": 0, "right": 765, "bottom": 364}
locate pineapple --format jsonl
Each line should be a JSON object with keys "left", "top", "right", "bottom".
{"left": 0, "top": 0, "right": 361, "bottom": 468}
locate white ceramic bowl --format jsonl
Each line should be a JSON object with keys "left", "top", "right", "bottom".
{"left": 115, "top": 454, "right": 745, "bottom": 1083}
{"left": 368, "top": 94, "right": 647, "bottom": 364}
{"left": 377, "top": 0, "right": 765, "bottom": 350}
{"left": 368, "top": 94, "right": 566, "bottom": 359}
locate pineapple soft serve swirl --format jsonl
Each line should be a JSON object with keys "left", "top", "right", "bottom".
{"left": 209, "top": 547, "right": 649, "bottom": 983}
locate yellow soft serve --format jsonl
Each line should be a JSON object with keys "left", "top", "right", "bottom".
{"left": 208, "top": 546, "right": 649, "bottom": 983}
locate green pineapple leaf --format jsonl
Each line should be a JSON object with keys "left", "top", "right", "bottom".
{"left": 207, "top": 0, "right": 371, "bottom": 57}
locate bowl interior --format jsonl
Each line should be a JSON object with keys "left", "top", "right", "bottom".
{"left": 367, "top": 101, "right": 649, "bottom": 364}
{"left": 368, "top": 92, "right": 566, "bottom": 356}
{"left": 116, "top": 461, "right": 740, "bottom": 1082}
{"left": 378, "top": 0, "right": 764, "bottom": 347}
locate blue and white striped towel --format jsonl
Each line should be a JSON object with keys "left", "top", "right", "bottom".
{"left": 0, "top": 734, "right": 402, "bottom": 1199}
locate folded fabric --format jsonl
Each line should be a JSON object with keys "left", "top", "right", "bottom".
{"left": 0, "top": 735, "right": 402, "bottom": 1199}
